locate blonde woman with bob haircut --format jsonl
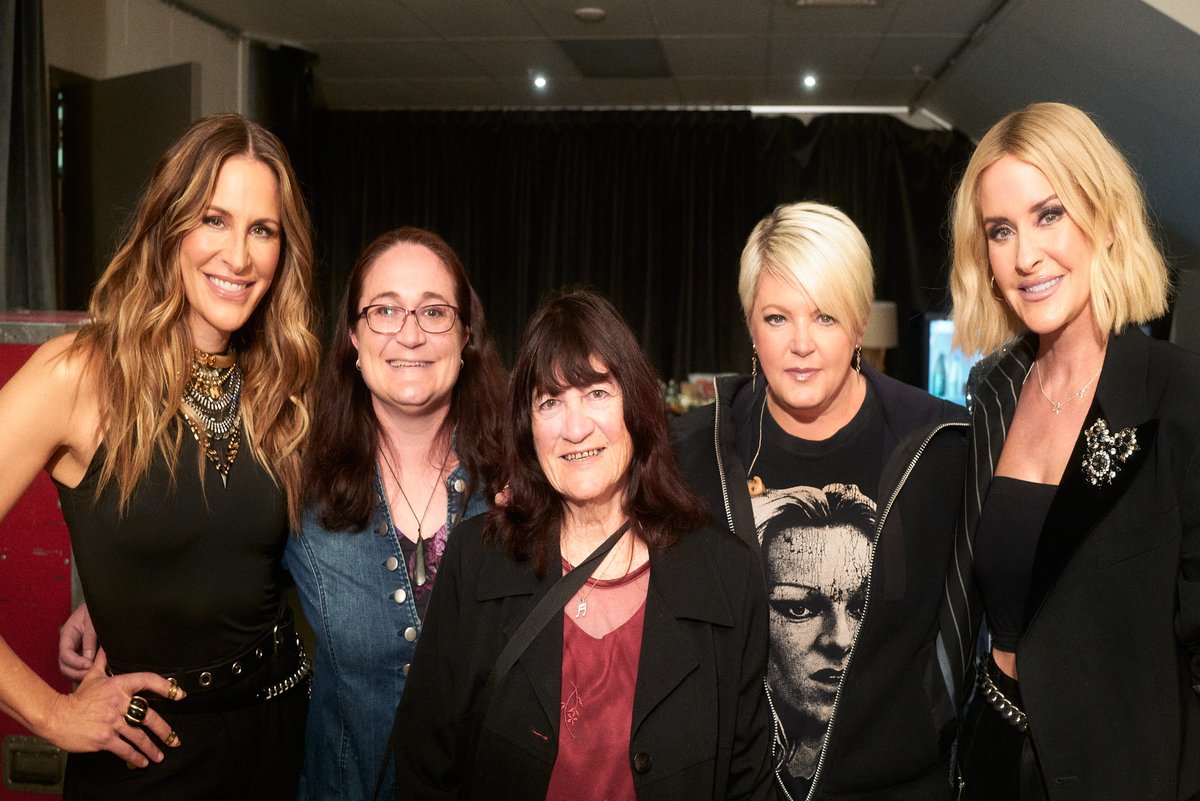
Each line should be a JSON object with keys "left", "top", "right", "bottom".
{"left": 673, "top": 201, "right": 969, "bottom": 799}
{"left": 0, "top": 113, "right": 318, "bottom": 800}
{"left": 948, "top": 102, "right": 1200, "bottom": 801}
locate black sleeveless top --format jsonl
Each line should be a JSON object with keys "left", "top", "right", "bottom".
{"left": 55, "top": 427, "right": 288, "bottom": 672}
{"left": 973, "top": 476, "right": 1056, "bottom": 652}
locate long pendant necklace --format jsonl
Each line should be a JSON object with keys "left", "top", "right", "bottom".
{"left": 1031, "top": 359, "right": 1102, "bottom": 416}
{"left": 180, "top": 349, "right": 242, "bottom": 487}
{"left": 379, "top": 442, "right": 452, "bottom": 587}
{"left": 745, "top": 391, "right": 768, "bottom": 498}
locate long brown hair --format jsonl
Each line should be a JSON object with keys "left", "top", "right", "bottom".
{"left": 488, "top": 288, "right": 707, "bottom": 573}
{"left": 305, "top": 227, "right": 507, "bottom": 532}
{"left": 72, "top": 113, "right": 319, "bottom": 527}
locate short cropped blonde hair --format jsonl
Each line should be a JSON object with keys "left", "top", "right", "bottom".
{"left": 950, "top": 102, "right": 1169, "bottom": 355}
{"left": 739, "top": 202, "right": 874, "bottom": 338}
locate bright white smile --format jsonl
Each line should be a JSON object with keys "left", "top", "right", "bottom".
{"left": 1020, "top": 275, "right": 1062, "bottom": 294}
{"left": 563, "top": 448, "right": 602, "bottom": 462}
{"left": 206, "top": 274, "right": 251, "bottom": 294}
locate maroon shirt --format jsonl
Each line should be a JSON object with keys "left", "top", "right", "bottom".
{"left": 546, "top": 561, "right": 651, "bottom": 801}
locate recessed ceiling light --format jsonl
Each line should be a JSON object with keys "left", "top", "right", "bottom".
{"left": 533, "top": 73, "right": 548, "bottom": 90}
{"left": 802, "top": 74, "right": 817, "bottom": 89}
{"left": 574, "top": 6, "right": 606, "bottom": 23}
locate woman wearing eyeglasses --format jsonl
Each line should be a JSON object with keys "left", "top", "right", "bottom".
{"left": 284, "top": 227, "right": 507, "bottom": 801}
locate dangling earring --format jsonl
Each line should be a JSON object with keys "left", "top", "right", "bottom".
{"left": 751, "top": 349, "right": 759, "bottom": 393}
{"left": 355, "top": 358, "right": 361, "bottom": 371}
{"left": 853, "top": 345, "right": 862, "bottom": 373}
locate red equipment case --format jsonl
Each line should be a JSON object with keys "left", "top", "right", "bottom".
{"left": 1, "top": 312, "right": 88, "bottom": 798}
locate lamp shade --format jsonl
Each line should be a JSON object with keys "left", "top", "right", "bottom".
{"left": 862, "top": 300, "right": 898, "bottom": 349}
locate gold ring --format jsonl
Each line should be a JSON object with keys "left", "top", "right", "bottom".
{"left": 166, "top": 680, "right": 180, "bottom": 701}
{"left": 164, "top": 730, "right": 178, "bottom": 747}
{"left": 123, "top": 695, "right": 148, "bottom": 727}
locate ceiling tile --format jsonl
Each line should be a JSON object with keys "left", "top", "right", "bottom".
{"left": 316, "top": 41, "right": 486, "bottom": 80}
{"left": 888, "top": 0, "right": 996, "bottom": 36}
{"left": 661, "top": 37, "right": 768, "bottom": 78}
{"left": 455, "top": 39, "right": 582, "bottom": 79}
{"left": 648, "top": 0, "right": 771, "bottom": 36}
{"left": 588, "top": 77, "right": 683, "bottom": 105}
{"left": 675, "top": 77, "right": 766, "bottom": 105}
{"left": 400, "top": 0, "right": 546, "bottom": 38}
{"left": 520, "top": 0, "right": 659, "bottom": 38}
{"left": 869, "top": 34, "right": 960, "bottom": 77}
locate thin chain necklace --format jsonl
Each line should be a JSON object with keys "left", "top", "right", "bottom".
{"left": 378, "top": 441, "right": 452, "bottom": 587}
{"left": 180, "top": 349, "right": 242, "bottom": 487}
{"left": 569, "top": 524, "right": 633, "bottom": 619}
{"left": 1032, "top": 359, "right": 1102, "bottom": 416}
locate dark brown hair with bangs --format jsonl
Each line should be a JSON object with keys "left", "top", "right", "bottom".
{"left": 487, "top": 288, "right": 707, "bottom": 572}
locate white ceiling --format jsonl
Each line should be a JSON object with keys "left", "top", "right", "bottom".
{"left": 178, "top": 0, "right": 1200, "bottom": 257}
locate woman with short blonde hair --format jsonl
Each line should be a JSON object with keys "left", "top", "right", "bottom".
{"left": 950, "top": 102, "right": 1200, "bottom": 800}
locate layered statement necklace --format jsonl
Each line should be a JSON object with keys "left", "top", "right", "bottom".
{"left": 379, "top": 442, "right": 452, "bottom": 587}
{"left": 180, "top": 349, "right": 242, "bottom": 486}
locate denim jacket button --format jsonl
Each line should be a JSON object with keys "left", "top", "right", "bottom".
{"left": 403, "top": 663, "right": 411, "bottom": 677}
{"left": 403, "top": 627, "right": 418, "bottom": 642}
{"left": 376, "top": 491, "right": 384, "bottom": 505}
{"left": 385, "top": 556, "right": 400, "bottom": 572}
{"left": 376, "top": 522, "right": 389, "bottom": 536}
{"left": 453, "top": 478, "right": 465, "bottom": 493}
{"left": 393, "top": 588, "right": 407, "bottom": 604}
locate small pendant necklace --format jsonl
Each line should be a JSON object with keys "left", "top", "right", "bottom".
{"left": 570, "top": 525, "right": 634, "bottom": 619}
{"left": 1032, "top": 359, "right": 1102, "bottom": 416}
{"left": 379, "top": 442, "right": 452, "bottom": 587}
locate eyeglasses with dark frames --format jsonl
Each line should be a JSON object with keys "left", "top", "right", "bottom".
{"left": 358, "top": 304, "right": 460, "bottom": 335}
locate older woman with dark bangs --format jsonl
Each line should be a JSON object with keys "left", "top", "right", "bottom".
{"left": 389, "top": 288, "right": 773, "bottom": 801}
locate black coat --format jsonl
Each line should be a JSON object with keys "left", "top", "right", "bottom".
{"left": 671, "top": 368, "right": 969, "bottom": 800}
{"left": 962, "top": 327, "right": 1200, "bottom": 801}
{"left": 390, "top": 516, "right": 775, "bottom": 801}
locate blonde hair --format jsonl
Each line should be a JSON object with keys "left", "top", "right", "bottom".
{"left": 739, "top": 202, "right": 873, "bottom": 338}
{"left": 950, "top": 102, "right": 1169, "bottom": 355}
{"left": 72, "top": 113, "right": 319, "bottom": 527}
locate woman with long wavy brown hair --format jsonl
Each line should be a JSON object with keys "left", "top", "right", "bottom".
{"left": 0, "top": 113, "right": 318, "bottom": 800}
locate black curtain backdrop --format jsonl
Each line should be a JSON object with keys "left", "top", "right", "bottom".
{"left": 309, "top": 110, "right": 972, "bottom": 387}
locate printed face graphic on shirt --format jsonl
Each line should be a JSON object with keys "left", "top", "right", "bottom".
{"left": 753, "top": 483, "right": 876, "bottom": 783}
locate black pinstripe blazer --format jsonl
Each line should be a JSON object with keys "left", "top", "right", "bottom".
{"left": 951, "top": 327, "right": 1200, "bottom": 801}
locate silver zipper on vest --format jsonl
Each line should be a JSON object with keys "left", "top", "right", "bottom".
{"left": 802, "top": 420, "right": 967, "bottom": 801}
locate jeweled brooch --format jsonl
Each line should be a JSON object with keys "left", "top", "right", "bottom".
{"left": 1082, "top": 419, "right": 1139, "bottom": 486}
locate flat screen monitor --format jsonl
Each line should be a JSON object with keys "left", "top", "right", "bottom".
{"left": 926, "top": 317, "right": 982, "bottom": 407}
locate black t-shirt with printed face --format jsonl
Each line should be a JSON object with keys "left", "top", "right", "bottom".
{"left": 731, "top": 378, "right": 885, "bottom": 795}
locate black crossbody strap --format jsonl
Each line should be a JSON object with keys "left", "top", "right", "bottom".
{"left": 374, "top": 520, "right": 630, "bottom": 800}
{"left": 491, "top": 520, "right": 630, "bottom": 687}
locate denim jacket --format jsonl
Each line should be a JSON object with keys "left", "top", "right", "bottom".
{"left": 285, "top": 463, "right": 487, "bottom": 801}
